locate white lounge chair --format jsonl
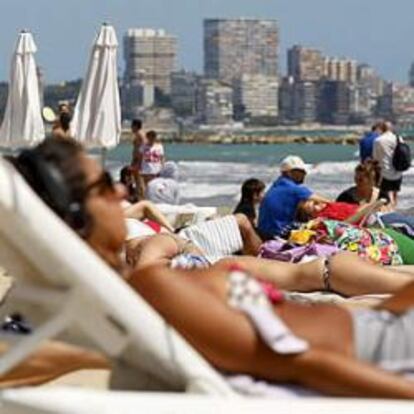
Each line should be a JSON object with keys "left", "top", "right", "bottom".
{"left": 0, "top": 156, "right": 412, "bottom": 412}
{"left": 2, "top": 387, "right": 414, "bottom": 414}
{"left": 0, "top": 156, "right": 233, "bottom": 395}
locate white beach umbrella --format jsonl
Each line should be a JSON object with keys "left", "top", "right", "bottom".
{"left": 0, "top": 31, "right": 45, "bottom": 148}
{"left": 71, "top": 24, "right": 121, "bottom": 152}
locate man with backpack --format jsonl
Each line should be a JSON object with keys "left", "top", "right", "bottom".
{"left": 373, "top": 121, "right": 411, "bottom": 208}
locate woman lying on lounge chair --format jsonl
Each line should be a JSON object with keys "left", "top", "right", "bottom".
{"left": 295, "top": 198, "right": 385, "bottom": 225}
{"left": 10, "top": 138, "right": 414, "bottom": 398}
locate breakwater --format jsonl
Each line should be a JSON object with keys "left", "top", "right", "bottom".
{"left": 120, "top": 127, "right": 414, "bottom": 145}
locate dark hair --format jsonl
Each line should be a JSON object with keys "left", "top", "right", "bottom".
{"left": 119, "top": 165, "right": 139, "bottom": 203}
{"left": 119, "top": 166, "right": 133, "bottom": 184}
{"left": 355, "top": 159, "right": 381, "bottom": 186}
{"left": 233, "top": 178, "right": 265, "bottom": 224}
{"left": 131, "top": 119, "right": 142, "bottom": 130}
{"left": 372, "top": 122, "right": 382, "bottom": 132}
{"left": 59, "top": 112, "right": 72, "bottom": 132}
{"left": 10, "top": 138, "right": 91, "bottom": 236}
{"left": 146, "top": 130, "right": 157, "bottom": 141}
{"left": 240, "top": 178, "right": 265, "bottom": 203}
{"left": 376, "top": 121, "right": 391, "bottom": 134}
{"left": 295, "top": 200, "right": 312, "bottom": 223}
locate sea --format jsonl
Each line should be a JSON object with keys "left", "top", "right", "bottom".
{"left": 105, "top": 142, "right": 414, "bottom": 211}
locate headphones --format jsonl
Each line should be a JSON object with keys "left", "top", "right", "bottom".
{"left": 17, "top": 149, "right": 90, "bottom": 236}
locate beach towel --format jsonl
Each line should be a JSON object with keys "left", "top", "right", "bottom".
{"left": 259, "top": 239, "right": 339, "bottom": 263}
{"left": 382, "top": 228, "right": 414, "bottom": 264}
{"left": 178, "top": 215, "right": 243, "bottom": 263}
{"left": 317, "top": 220, "right": 402, "bottom": 266}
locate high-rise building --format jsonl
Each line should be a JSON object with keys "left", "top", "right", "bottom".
{"left": 409, "top": 62, "right": 414, "bottom": 87}
{"left": 377, "top": 82, "right": 414, "bottom": 124}
{"left": 354, "top": 64, "right": 383, "bottom": 119}
{"left": 287, "top": 45, "right": 325, "bottom": 82}
{"left": 324, "top": 58, "right": 357, "bottom": 83}
{"left": 196, "top": 79, "right": 234, "bottom": 125}
{"left": 318, "top": 80, "right": 352, "bottom": 124}
{"left": 278, "top": 76, "right": 295, "bottom": 122}
{"left": 171, "top": 70, "right": 199, "bottom": 118}
{"left": 123, "top": 28, "right": 177, "bottom": 99}
{"left": 204, "top": 18, "right": 279, "bottom": 84}
{"left": 357, "top": 64, "right": 382, "bottom": 92}
{"left": 233, "top": 74, "right": 279, "bottom": 120}
{"left": 122, "top": 81, "right": 155, "bottom": 120}
{"left": 292, "top": 81, "right": 319, "bottom": 124}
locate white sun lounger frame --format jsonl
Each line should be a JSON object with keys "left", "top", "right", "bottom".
{"left": 0, "top": 156, "right": 234, "bottom": 395}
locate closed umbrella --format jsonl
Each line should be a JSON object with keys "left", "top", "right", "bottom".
{"left": 71, "top": 23, "right": 121, "bottom": 158}
{"left": 0, "top": 31, "right": 45, "bottom": 148}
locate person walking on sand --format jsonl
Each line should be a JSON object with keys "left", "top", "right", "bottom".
{"left": 51, "top": 103, "right": 73, "bottom": 140}
{"left": 138, "top": 130, "right": 165, "bottom": 187}
{"left": 359, "top": 123, "right": 382, "bottom": 162}
{"left": 130, "top": 119, "right": 147, "bottom": 199}
{"left": 130, "top": 119, "right": 146, "bottom": 167}
{"left": 373, "top": 121, "right": 404, "bottom": 208}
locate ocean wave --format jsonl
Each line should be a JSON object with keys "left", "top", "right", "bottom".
{"left": 109, "top": 157, "right": 414, "bottom": 209}
{"left": 179, "top": 182, "right": 240, "bottom": 200}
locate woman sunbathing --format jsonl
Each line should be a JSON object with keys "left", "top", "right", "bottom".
{"left": 11, "top": 138, "right": 414, "bottom": 398}
{"left": 296, "top": 198, "right": 378, "bottom": 224}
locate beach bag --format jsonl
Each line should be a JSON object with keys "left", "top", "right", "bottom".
{"left": 392, "top": 135, "right": 411, "bottom": 172}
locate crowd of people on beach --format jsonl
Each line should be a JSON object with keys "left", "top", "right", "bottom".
{"left": 3, "top": 115, "right": 414, "bottom": 399}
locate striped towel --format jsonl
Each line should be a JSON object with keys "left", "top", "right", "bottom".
{"left": 178, "top": 215, "right": 243, "bottom": 263}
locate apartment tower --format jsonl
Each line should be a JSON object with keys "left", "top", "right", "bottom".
{"left": 123, "top": 28, "right": 177, "bottom": 96}
{"left": 204, "top": 18, "right": 279, "bottom": 84}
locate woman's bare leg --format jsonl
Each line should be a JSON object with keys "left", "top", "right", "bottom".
{"left": 326, "top": 253, "right": 414, "bottom": 296}
{"left": 217, "top": 252, "right": 414, "bottom": 297}
{"left": 215, "top": 256, "right": 323, "bottom": 292}
{"left": 389, "top": 265, "right": 414, "bottom": 275}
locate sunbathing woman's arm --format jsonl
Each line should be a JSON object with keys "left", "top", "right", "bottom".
{"left": 129, "top": 264, "right": 414, "bottom": 398}
{"left": 124, "top": 200, "right": 174, "bottom": 232}
{"left": 126, "top": 233, "right": 200, "bottom": 269}
{"left": 377, "top": 279, "right": 414, "bottom": 314}
{"left": 368, "top": 186, "right": 380, "bottom": 204}
{"left": 309, "top": 193, "right": 332, "bottom": 204}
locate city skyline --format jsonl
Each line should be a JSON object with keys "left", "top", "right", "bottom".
{"left": 1, "top": 0, "right": 414, "bottom": 84}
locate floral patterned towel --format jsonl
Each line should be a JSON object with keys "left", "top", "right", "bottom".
{"left": 318, "top": 220, "right": 402, "bottom": 266}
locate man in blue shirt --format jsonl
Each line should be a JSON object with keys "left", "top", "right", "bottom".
{"left": 258, "top": 155, "right": 331, "bottom": 238}
{"left": 359, "top": 123, "right": 381, "bottom": 162}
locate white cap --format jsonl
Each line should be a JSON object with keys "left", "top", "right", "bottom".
{"left": 279, "top": 155, "right": 308, "bottom": 173}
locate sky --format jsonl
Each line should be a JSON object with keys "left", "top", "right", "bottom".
{"left": 1, "top": 0, "right": 413, "bottom": 84}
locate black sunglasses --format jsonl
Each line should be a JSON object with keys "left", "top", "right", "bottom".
{"left": 85, "top": 171, "right": 116, "bottom": 196}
